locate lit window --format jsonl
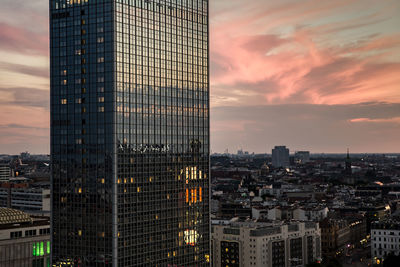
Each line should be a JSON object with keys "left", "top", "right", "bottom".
{"left": 97, "top": 37, "right": 104, "bottom": 43}
{"left": 97, "top": 57, "right": 104, "bottom": 63}
{"left": 184, "top": 229, "right": 199, "bottom": 246}
{"left": 61, "top": 99, "right": 67, "bottom": 104}
{"left": 199, "top": 187, "right": 202, "bottom": 202}
{"left": 98, "top": 106, "right": 104, "bottom": 112}
{"left": 98, "top": 97, "right": 104, "bottom": 103}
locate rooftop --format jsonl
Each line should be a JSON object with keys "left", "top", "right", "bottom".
{"left": 0, "top": 207, "right": 32, "bottom": 225}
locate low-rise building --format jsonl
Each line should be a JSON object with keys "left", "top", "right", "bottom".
{"left": 294, "top": 207, "right": 329, "bottom": 221}
{"left": 0, "top": 207, "right": 50, "bottom": 266}
{"left": 371, "top": 220, "right": 400, "bottom": 263}
{"left": 319, "top": 218, "right": 351, "bottom": 258}
{"left": 0, "top": 163, "right": 10, "bottom": 182}
{"left": 0, "top": 187, "right": 50, "bottom": 213}
{"left": 212, "top": 220, "right": 321, "bottom": 267}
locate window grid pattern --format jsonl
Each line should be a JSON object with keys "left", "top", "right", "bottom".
{"left": 115, "top": 0, "right": 209, "bottom": 266}
{"left": 50, "top": 0, "right": 210, "bottom": 266}
{"left": 51, "top": 0, "right": 115, "bottom": 266}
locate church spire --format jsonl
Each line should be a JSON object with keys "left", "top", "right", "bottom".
{"left": 345, "top": 148, "right": 351, "bottom": 175}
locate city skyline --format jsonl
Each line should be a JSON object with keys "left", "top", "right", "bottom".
{"left": 1, "top": 0, "right": 400, "bottom": 154}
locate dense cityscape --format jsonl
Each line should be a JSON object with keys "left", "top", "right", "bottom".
{"left": 1, "top": 0, "right": 399, "bottom": 266}
{"left": 1, "top": 149, "right": 400, "bottom": 266}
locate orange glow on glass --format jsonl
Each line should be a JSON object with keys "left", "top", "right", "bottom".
{"left": 186, "top": 189, "right": 189, "bottom": 203}
{"left": 199, "top": 187, "right": 202, "bottom": 202}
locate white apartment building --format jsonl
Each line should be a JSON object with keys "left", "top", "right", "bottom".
{"left": 212, "top": 221, "right": 321, "bottom": 267}
{"left": 371, "top": 220, "right": 400, "bottom": 263}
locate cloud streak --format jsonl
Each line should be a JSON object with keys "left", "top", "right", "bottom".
{"left": 210, "top": 0, "right": 400, "bottom": 106}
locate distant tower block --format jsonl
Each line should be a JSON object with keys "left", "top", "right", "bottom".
{"left": 272, "top": 146, "right": 290, "bottom": 167}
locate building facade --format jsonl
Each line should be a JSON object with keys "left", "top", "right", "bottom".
{"left": 0, "top": 163, "right": 10, "bottom": 182}
{"left": 272, "top": 146, "right": 290, "bottom": 168}
{"left": 371, "top": 220, "right": 400, "bottom": 263}
{"left": 0, "top": 208, "right": 50, "bottom": 267}
{"left": 212, "top": 221, "right": 321, "bottom": 267}
{"left": 0, "top": 188, "right": 50, "bottom": 213}
{"left": 50, "top": 0, "right": 210, "bottom": 266}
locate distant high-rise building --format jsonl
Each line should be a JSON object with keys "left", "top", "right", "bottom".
{"left": 50, "top": 0, "right": 210, "bottom": 266}
{"left": 295, "top": 151, "right": 310, "bottom": 164}
{"left": 272, "top": 146, "right": 289, "bottom": 167}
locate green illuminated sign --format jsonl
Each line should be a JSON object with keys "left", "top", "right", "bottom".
{"left": 40, "top": 242, "right": 44, "bottom": 256}
{"left": 36, "top": 242, "right": 40, "bottom": 256}
{"left": 47, "top": 241, "right": 50, "bottom": 254}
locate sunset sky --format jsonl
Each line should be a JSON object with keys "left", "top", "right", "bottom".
{"left": 0, "top": 0, "right": 399, "bottom": 154}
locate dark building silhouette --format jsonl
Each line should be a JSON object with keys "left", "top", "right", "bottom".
{"left": 345, "top": 148, "right": 352, "bottom": 175}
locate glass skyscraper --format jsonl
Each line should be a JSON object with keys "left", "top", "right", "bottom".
{"left": 50, "top": 0, "right": 209, "bottom": 266}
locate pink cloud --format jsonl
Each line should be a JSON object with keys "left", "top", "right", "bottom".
{"left": 0, "top": 22, "right": 48, "bottom": 56}
{"left": 349, "top": 117, "right": 400, "bottom": 123}
{"left": 210, "top": 0, "right": 400, "bottom": 107}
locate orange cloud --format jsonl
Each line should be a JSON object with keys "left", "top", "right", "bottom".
{"left": 349, "top": 117, "right": 400, "bottom": 123}
{"left": 210, "top": 0, "right": 400, "bottom": 107}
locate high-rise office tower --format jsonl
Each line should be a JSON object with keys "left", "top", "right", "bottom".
{"left": 50, "top": 0, "right": 210, "bottom": 266}
{"left": 271, "top": 146, "right": 290, "bottom": 167}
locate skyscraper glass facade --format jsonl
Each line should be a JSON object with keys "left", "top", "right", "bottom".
{"left": 50, "top": 0, "right": 209, "bottom": 266}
